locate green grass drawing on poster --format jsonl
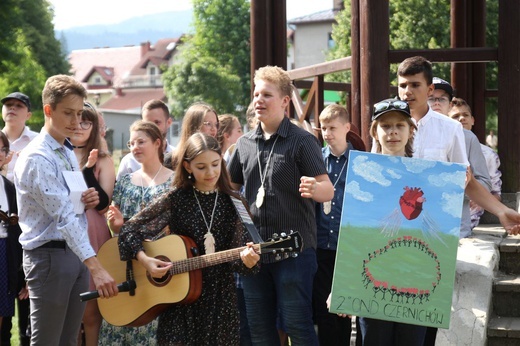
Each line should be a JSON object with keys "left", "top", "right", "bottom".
{"left": 330, "top": 224, "right": 458, "bottom": 329}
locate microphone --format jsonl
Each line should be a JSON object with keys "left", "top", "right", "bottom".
{"left": 79, "top": 280, "right": 136, "bottom": 302}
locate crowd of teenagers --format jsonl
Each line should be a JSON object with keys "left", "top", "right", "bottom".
{"left": 0, "top": 57, "right": 519, "bottom": 346}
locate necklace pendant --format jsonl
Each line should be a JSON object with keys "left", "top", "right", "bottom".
{"left": 323, "top": 201, "right": 332, "bottom": 215}
{"left": 256, "top": 186, "right": 265, "bottom": 208}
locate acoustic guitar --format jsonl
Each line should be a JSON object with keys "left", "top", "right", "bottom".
{"left": 86, "top": 232, "right": 302, "bottom": 327}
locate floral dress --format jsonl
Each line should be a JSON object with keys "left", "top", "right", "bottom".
{"left": 118, "top": 187, "right": 259, "bottom": 346}
{"left": 98, "top": 172, "right": 173, "bottom": 346}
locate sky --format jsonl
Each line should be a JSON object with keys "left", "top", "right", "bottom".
{"left": 49, "top": 0, "right": 333, "bottom": 30}
{"left": 341, "top": 152, "right": 466, "bottom": 235}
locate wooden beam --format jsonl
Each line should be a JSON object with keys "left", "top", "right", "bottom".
{"left": 293, "top": 80, "right": 351, "bottom": 92}
{"left": 286, "top": 57, "right": 352, "bottom": 80}
{"left": 388, "top": 47, "right": 498, "bottom": 64}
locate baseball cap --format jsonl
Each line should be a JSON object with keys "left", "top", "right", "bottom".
{"left": 372, "top": 99, "right": 411, "bottom": 121}
{"left": 432, "top": 77, "right": 453, "bottom": 100}
{"left": 1, "top": 92, "right": 31, "bottom": 111}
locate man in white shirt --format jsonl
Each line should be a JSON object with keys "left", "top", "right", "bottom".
{"left": 116, "top": 99, "right": 175, "bottom": 180}
{"left": 427, "top": 78, "right": 491, "bottom": 238}
{"left": 1, "top": 92, "right": 38, "bottom": 181}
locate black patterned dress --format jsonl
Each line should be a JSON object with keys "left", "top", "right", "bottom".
{"left": 118, "top": 187, "right": 258, "bottom": 346}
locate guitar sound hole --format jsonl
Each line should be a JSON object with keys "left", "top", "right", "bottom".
{"left": 146, "top": 255, "right": 173, "bottom": 287}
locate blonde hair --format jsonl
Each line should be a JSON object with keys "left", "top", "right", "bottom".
{"left": 319, "top": 104, "right": 350, "bottom": 124}
{"left": 369, "top": 112, "right": 416, "bottom": 157}
{"left": 217, "top": 114, "right": 240, "bottom": 149}
{"left": 254, "top": 66, "right": 292, "bottom": 97}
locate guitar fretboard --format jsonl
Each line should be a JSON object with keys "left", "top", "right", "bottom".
{"left": 169, "top": 244, "right": 261, "bottom": 275}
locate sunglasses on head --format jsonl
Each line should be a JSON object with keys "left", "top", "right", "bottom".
{"left": 372, "top": 100, "right": 410, "bottom": 119}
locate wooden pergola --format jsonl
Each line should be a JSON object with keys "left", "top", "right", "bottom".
{"left": 250, "top": 0, "right": 520, "bottom": 193}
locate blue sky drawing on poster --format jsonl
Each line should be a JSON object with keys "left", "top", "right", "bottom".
{"left": 329, "top": 151, "right": 467, "bottom": 328}
{"left": 343, "top": 152, "right": 466, "bottom": 235}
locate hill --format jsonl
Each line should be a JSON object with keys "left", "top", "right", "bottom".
{"left": 57, "top": 10, "right": 192, "bottom": 52}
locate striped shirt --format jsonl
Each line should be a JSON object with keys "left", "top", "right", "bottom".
{"left": 228, "top": 117, "right": 327, "bottom": 261}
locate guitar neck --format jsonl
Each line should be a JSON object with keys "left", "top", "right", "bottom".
{"left": 169, "top": 244, "right": 261, "bottom": 275}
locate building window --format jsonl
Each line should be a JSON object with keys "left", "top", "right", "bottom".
{"left": 328, "top": 32, "right": 335, "bottom": 49}
{"left": 149, "top": 66, "right": 156, "bottom": 75}
{"left": 94, "top": 76, "right": 102, "bottom": 84}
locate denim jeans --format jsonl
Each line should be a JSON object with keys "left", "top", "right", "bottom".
{"left": 242, "top": 248, "right": 318, "bottom": 346}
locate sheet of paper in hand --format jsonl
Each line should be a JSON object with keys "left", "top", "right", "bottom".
{"left": 330, "top": 151, "right": 466, "bottom": 329}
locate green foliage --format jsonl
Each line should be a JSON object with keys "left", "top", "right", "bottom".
{"left": 163, "top": 0, "right": 251, "bottom": 120}
{"left": 328, "top": 0, "right": 498, "bottom": 127}
{"left": 0, "top": 0, "right": 70, "bottom": 129}
{"left": 19, "top": 0, "right": 70, "bottom": 75}
{"left": 0, "top": 30, "right": 47, "bottom": 131}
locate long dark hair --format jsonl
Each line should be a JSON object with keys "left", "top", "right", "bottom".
{"left": 77, "top": 106, "right": 107, "bottom": 167}
{"left": 173, "top": 133, "right": 238, "bottom": 198}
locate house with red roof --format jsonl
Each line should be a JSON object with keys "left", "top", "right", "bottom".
{"left": 69, "top": 37, "right": 182, "bottom": 150}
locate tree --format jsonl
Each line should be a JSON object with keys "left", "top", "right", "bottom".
{"left": 328, "top": 0, "right": 451, "bottom": 88}
{"left": 328, "top": 0, "right": 499, "bottom": 129}
{"left": 20, "top": 0, "right": 70, "bottom": 76}
{"left": 0, "top": 30, "right": 47, "bottom": 131}
{"left": 163, "top": 0, "right": 250, "bottom": 119}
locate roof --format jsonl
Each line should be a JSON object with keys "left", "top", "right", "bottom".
{"left": 288, "top": 9, "right": 337, "bottom": 25}
{"left": 131, "top": 37, "right": 180, "bottom": 75}
{"left": 100, "top": 88, "right": 166, "bottom": 111}
{"left": 81, "top": 66, "right": 115, "bottom": 83}
{"left": 69, "top": 46, "right": 142, "bottom": 86}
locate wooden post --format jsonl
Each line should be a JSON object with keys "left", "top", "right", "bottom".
{"left": 470, "top": 0, "right": 487, "bottom": 142}
{"left": 350, "top": 0, "right": 361, "bottom": 134}
{"left": 359, "top": 0, "right": 390, "bottom": 148}
{"left": 498, "top": 0, "right": 520, "bottom": 192}
{"left": 250, "top": 0, "right": 287, "bottom": 98}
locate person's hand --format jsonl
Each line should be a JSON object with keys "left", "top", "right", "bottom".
{"left": 18, "top": 283, "right": 29, "bottom": 300}
{"left": 497, "top": 209, "right": 520, "bottom": 235}
{"left": 85, "top": 149, "right": 99, "bottom": 169}
{"left": 107, "top": 205, "right": 124, "bottom": 234}
{"left": 4, "top": 150, "right": 15, "bottom": 167}
{"left": 299, "top": 176, "right": 317, "bottom": 199}
{"left": 85, "top": 257, "right": 118, "bottom": 298}
{"left": 81, "top": 187, "right": 99, "bottom": 210}
{"left": 240, "top": 242, "right": 260, "bottom": 268}
{"left": 326, "top": 293, "right": 351, "bottom": 318}
{"left": 137, "top": 251, "right": 172, "bottom": 279}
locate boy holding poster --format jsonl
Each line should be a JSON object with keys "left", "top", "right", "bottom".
{"left": 358, "top": 99, "right": 428, "bottom": 345}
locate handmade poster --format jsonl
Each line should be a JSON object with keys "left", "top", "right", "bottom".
{"left": 329, "top": 151, "right": 466, "bottom": 329}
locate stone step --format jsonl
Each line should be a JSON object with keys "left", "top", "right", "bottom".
{"left": 498, "top": 235, "right": 520, "bottom": 274}
{"left": 493, "top": 273, "right": 520, "bottom": 317}
{"left": 487, "top": 314, "right": 520, "bottom": 346}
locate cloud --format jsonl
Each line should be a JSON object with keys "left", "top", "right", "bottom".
{"left": 386, "top": 168, "right": 402, "bottom": 179}
{"left": 441, "top": 192, "right": 464, "bottom": 218}
{"left": 345, "top": 181, "right": 374, "bottom": 202}
{"left": 402, "top": 157, "right": 437, "bottom": 173}
{"left": 447, "top": 227, "right": 461, "bottom": 236}
{"left": 428, "top": 171, "right": 466, "bottom": 188}
{"left": 353, "top": 155, "right": 391, "bottom": 186}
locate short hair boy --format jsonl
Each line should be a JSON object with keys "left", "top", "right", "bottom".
{"left": 313, "top": 103, "right": 355, "bottom": 345}
{"left": 14, "top": 75, "right": 117, "bottom": 345}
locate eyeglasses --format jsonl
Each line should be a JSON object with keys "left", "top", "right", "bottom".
{"left": 79, "top": 121, "right": 93, "bottom": 130}
{"left": 372, "top": 100, "right": 410, "bottom": 120}
{"left": 84, "top": 102, "right": 96, "bottom": 110}
{"left": 127, "top": 139, "right": 149, "bottom": 149}
{"left": 0, "top": 147, "right": 8, "bottom": 155}
{"left": 202, "top": 121, "right": 219, "bottom": 130}
{"left": 427, "top": 97, "right": 450, "bottom": 104}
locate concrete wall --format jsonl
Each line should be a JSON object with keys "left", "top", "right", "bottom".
{"left": 293, "top": 22, "right": 333, "bottom": 68}
{"left": 436, "top": 227, "right": 504, "bottom": 345}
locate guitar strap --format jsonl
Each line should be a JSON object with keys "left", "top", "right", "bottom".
{"left": 230, "top": 196, "right": 264, "bottom": 244}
